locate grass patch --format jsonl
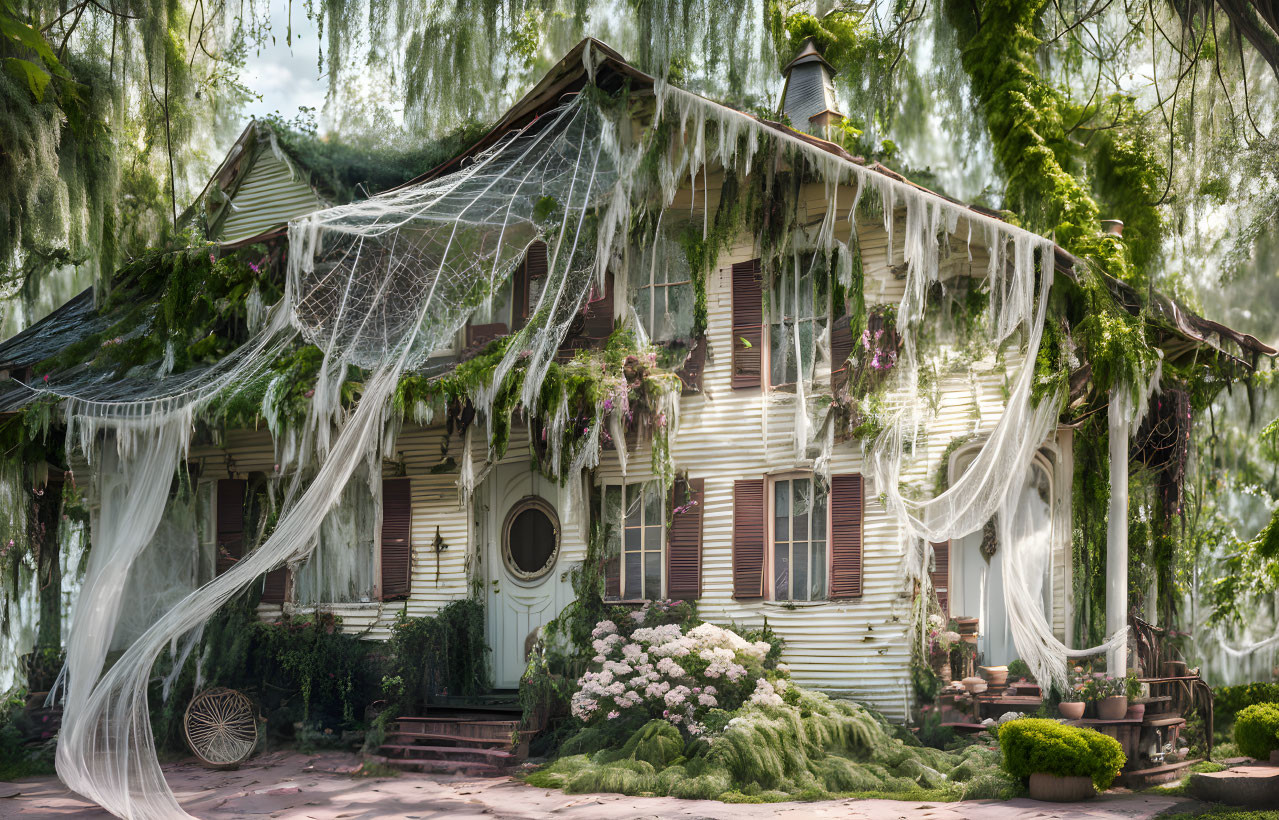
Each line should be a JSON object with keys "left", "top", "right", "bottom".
{"left": 1157, "top": 809, "right": 1279, "bottom": 820}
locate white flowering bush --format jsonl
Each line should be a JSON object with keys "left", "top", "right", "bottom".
{"left": 570, "top": 610, "right": 782, "bottom": 736}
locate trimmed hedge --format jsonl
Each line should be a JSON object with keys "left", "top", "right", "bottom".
{"left": 998, "top": 718, "right": 1126, "bottom": 790}
{"left": 1234, "top": 703, "right": 1279, "bottom": 760}
{"left": 1216, "top": 684, "right": 1279, "bottom": 726}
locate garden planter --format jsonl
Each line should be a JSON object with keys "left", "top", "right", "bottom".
{"left": 978, "top": 665, "right": 1008, "bottom": 686}
{"left": 1029, "top": 772, "right": 1096, "bottom": 802}
{"left": 1058, "top": 701, "right": 1085, "bottom": 720}
{"left": 1124, "top": 703, "right": 1145, "bottom": 721}
{"left": 1096, "top": 696, "right": 1128, "bottom": 720}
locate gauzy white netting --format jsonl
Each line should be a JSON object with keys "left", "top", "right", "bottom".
{"left": 33, "top": 46, "right": 1127, "bottom": 818}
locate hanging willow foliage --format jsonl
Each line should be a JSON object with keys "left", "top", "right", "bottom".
{"left": 0, "top": 0, "right": 257, "bottom": 335}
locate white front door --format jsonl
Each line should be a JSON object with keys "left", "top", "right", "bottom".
{"left": 484, "top": 464, "right": 573, "bottom": 689}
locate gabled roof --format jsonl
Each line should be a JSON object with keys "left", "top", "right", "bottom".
{"left": 0, "top": 37, "right": 1270, "bottom": 418}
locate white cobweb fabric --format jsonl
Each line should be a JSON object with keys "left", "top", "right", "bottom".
{"left": 28, "top": 47, "right": 1123, "bottom": 818}
{"left": 47, "top": 95, "right": 623, "bottom": 819}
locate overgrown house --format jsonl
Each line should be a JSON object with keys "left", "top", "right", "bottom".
{"left": 1, "top": 39, "right": 1272, "bottom": 725}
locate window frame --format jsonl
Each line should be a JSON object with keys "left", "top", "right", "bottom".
{"left": 765, "top": 251, "right": 831, "bottom": 390}
{"left": 767, "top": 472, "right": 831, "bottom": 602}
{"left": 600, "top": 480, "right": 667, "bottom": 601}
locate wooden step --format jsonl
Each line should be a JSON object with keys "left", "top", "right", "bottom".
{"left": 378, "top": 744, "right": 515, "bottom": 762}
{"left": 393, "top": 719, "right": 519, "bottom": 741}
{"left": 367, "top": 755, "right": 503, "bottom": 777}
{"left": 1143, "top": 716, "right": 1186, "bottom": 728}
{"left": 385, "top": 731, "right": 512, "bottom": 748}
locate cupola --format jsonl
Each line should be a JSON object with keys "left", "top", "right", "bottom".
{"left": 779, "top": 37, "right": 844, "bottom": 135}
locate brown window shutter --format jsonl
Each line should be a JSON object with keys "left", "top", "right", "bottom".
{"left": 215, "top": 478, "right": 246, "bottom": 576}
{"left": 519, "top": 241, "right": 548, "bottom": 322}
{"left": 731, "top": 259, "right": 763, "bottom": 389}
{"left": 931, "top": 541, "right": 950, "bottom": 616}
{"left": 260, "top": 567, "right": 288, "bottom": 604}
{"left": 380, "top": 477, "right": 413, "bottom": 600}
{"left": 465, "top": 322, "right": 508, "bottom": 349}
{"left": 732, "top": 478, "right": 765, "bottom": 598}
{"left": 830, "top": 474, "right": 864, "bottom": 598}
{"left": 667, "top": 477, "right": 704, "bottom": 600}
{"left": 582, "top": 272, "right": 615, "bottom": 342}
{"left": 830, "top": 303, "right": 854, "bottom": 399}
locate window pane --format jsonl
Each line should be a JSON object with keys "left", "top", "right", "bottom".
{"left": 798, "top": 320, "right": 814, "bottom": 382}
{"left": 624, "top": 552, "right": 642, "bottom": 599}
{"left": 774, "top": 480, "right": 789, "bottom": 540}
{"left": 793, "top": 541, "right": 808, "bottom": 601}
{"left": 625, "top": 526, "right": 641, "bottom": 551}
{"left": 793, "top": 479, "right": 810, "bottom": 541}
{"left": 644, "top": 551, "right": 661, "bottom": 600}
{"left": 635, "top": 286, "right": 652, "bottom": 336}
{"left": 667, "top": 282, "right": 694, "bottom": 340}
{"left": 625, "top": 486, "right": 642, "bottom": 527}
{"left": 644, "top": 525, "right": 662, "bottom": 554}
{"left": 810, "top": 540, "right": 826, "bottom": 600}
{"left": 813, "top": 489, "right": 827, "bottom": 542}
{"left": 643, "top": 482, "right": 663, "bottom": 526}
{"left": 774, "top": 538, "right": 789, "bottom": 600}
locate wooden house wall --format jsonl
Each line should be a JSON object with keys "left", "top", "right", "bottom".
{"left": 186, "top": 178, "right": 1071, "bottom": 721}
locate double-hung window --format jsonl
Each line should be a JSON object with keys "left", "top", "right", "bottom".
{"left": 603, "top": 481, "right": 665, "bottom": 600}
{"left": 633, "top": 237, "right": 695, "bottom": 342}
{"left": 769, "top": 253, "right": 828, "bottom": 387}
{"left": 773, "top": 476, "right": 828, "bottom": 601}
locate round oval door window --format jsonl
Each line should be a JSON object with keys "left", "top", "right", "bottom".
{"left": 502, "top": 496, "right": 560, "bottom": 581}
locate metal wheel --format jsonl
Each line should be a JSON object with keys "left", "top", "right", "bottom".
{"left": 184, "top": 687, "right": 257, "bottom": 769}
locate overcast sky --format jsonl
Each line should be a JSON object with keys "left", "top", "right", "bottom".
{"left": 237, "top": 4, "right": 327, "bottom": 126}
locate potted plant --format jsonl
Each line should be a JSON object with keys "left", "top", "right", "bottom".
{"left": 1059, "top": 668, "right": 1087, "bottom": 720}
{"left": 1123, "top": 671, "right": 1145, "bottom": 721}
{"left": 998, "top": 718, "right": 1126, "bottom": 801}
{"left": 1087, "top": 672, "right": 1128, "bottom": 720}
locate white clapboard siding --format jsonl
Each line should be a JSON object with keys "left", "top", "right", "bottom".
{"left": 200, "top": 183, "right": 1060, "bottom": 721}
{"left": 216, "top": 150, "right": 325, "bottom": 244}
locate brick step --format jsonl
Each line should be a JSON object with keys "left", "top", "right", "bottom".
{"left": 367, "top": 755, "right": 503, "bottom": 777}
{"left": 378, "top": 744, "right": 515, "bottom": 762}
{"left": 385, "top": 731, "right": 512, "bottom": 748}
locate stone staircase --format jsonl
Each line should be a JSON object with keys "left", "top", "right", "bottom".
{"left": 373, "top": 712, "right": 535, "bottom": 776}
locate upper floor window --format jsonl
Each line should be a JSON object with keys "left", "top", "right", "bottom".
{"left": 633, "top": 237, "right": 695, "bottom": 342}
{"left": 603, "top": 481, "right": 665, "bottom": 600}
{"left": 769, "top": 253, "right": 828, "bottom": 387}
{"left": 773, "top": 475, "right": 827, "bottom": 601}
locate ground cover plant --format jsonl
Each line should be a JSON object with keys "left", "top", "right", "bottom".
{"left": 525, "top": 606, "right": 1017, "bottom": 802}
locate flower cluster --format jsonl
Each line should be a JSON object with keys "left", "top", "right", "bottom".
{"left": 571, "top": 616, "right": 781, "bottom": 735}
{"left": 1067, "top": 666, "right": 1141, "bottom": 702}
{"left": 925, "top": 613, "right": 961, "bottom": 663}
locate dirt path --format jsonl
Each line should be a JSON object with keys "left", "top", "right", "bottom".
{"left": 0, "top": 751, "right": 1192, "bottom": 819}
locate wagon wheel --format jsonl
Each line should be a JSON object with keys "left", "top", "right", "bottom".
{"left": 184, "top": 687, "right": 257, "bottom": 769}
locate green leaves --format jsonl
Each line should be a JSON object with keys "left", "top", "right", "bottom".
{"left": 0, "top": 5, "right": 69, "bottom": 103}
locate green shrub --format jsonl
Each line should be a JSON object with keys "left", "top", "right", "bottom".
{"left": 1007, "top": 659, "right": 1031, "bottom": 680}
{"left": 1234, "top": 703, "right": 1279, "bottom": 760}
{"left": 1216, "top": 683, "right": 1279, "bottom": 727}
{"left": 998, "top": 718, "right": 1126, "bottom": 790}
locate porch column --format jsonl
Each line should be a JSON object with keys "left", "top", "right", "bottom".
{"left": 1106, "top": 390, "right": 1129, "bottom": 674}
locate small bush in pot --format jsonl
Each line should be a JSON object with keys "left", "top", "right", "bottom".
{"left": 1233, "top": 702, "right": 1279, "bottom": 760}
{"left": 998, "top": 718, "right": 1126, "bottom": 791}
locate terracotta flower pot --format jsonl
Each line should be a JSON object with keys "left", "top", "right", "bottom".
{"left": 1058, "top": 701, "right": 1085, "bottom": 720}
{"left": 1125, "top": 703, "right": 1145, "bottom": 721}
{"left": 1029, "top": 772, "right": 1096, "bottom": 802}
{"left": 978, "top": 665, "right": 1009, "bottom": 686}
{"left": 1096, "top": 695, "right": 1128, "bottom": 721}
